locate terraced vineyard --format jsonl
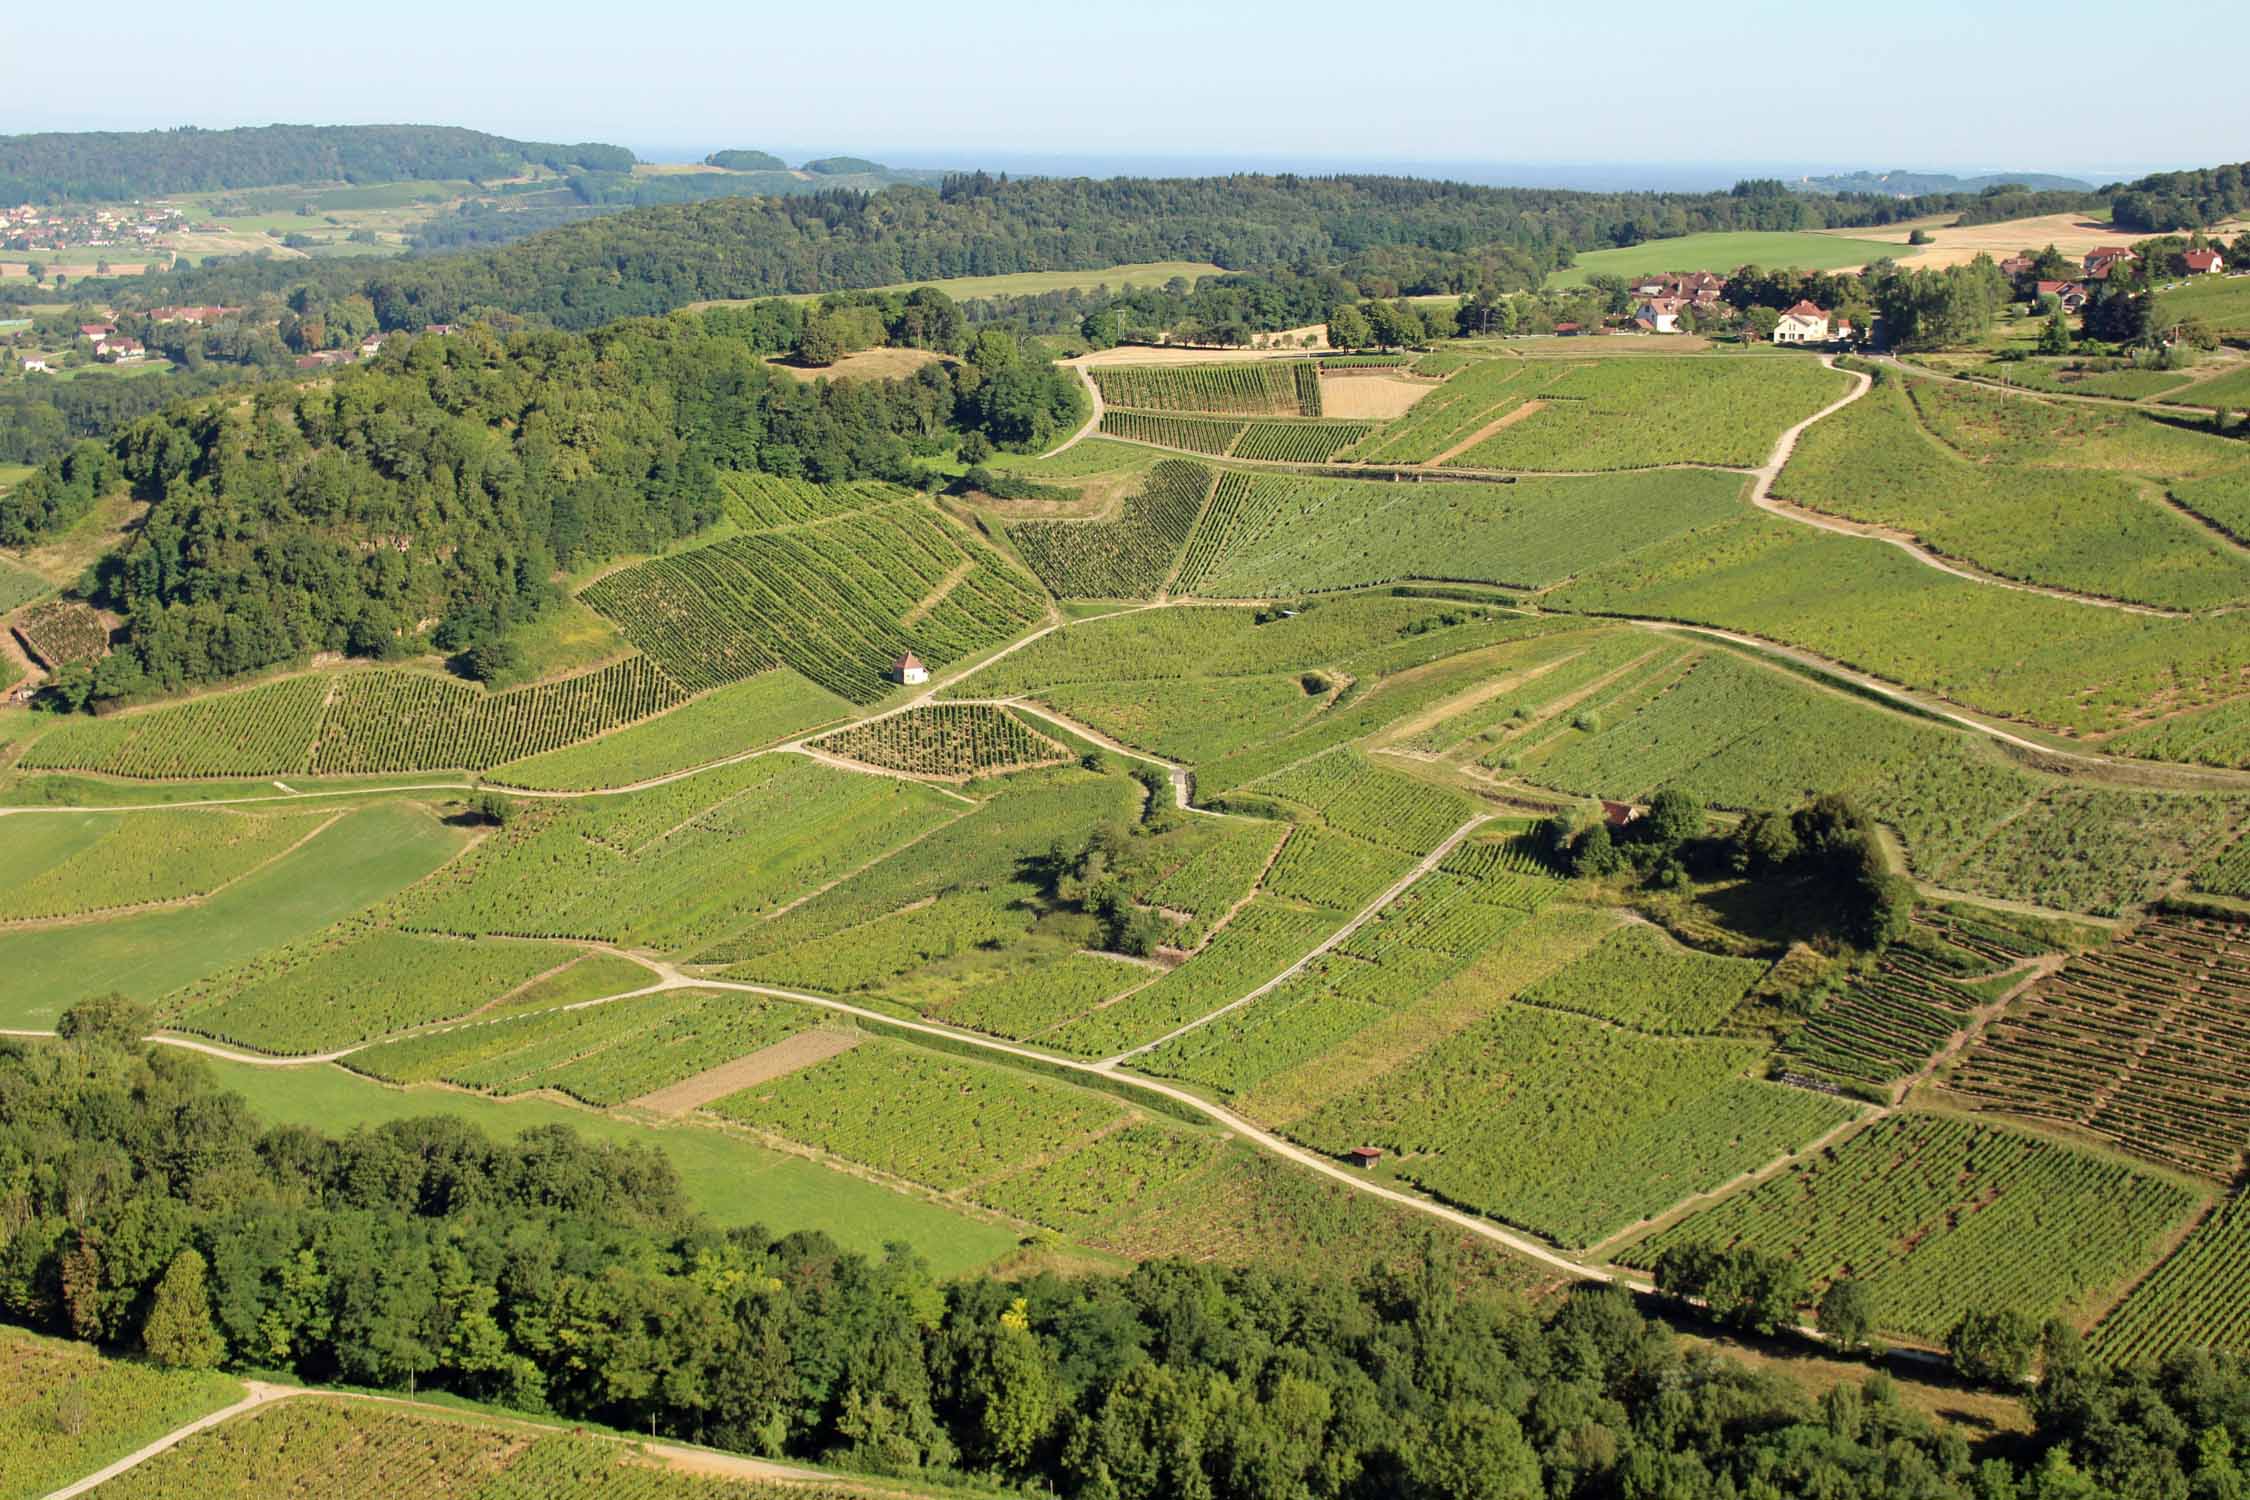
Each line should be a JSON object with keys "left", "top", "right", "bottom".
{"left": 1005, "top": 458, "right": 1209, "bottom": 597}
{"left": 1089, "top": 361, "right": 1320, "bottom": 415}
{"left": 585, "top": 497, "right": 1046, "bottom": 701}
{"left": 1941, "top": 914, "right": 2250, "bottom": 1179}
{"left": 1776, "top": 944, "right": 1992, "bottom": 1090}
{"left": 1098, "top": 409, "right": 1245, "bottom": 454}
{"left": 11, "top": 597, "right": 107, "bottom": 666}
{"left": 22, "top": 674, "right": 334, "bottom": 777}
{"left": 809, "top": 703, "right": 1067, "bottom": 779}
{"left": 1626, "top": 1113, "right": 2203, "bottom": 1342}
{"left": 1230, "top": 420, "right": 1374, "bottom": 462}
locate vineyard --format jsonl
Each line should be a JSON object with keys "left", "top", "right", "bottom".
{"left": 1776, "top": 942, "right": 1991, "bottom": 1089}
{"left": 1131, "top": 816, "right": 1289, "bottom": 945}
{"left": 1288, "top": 999, "right": 1859, "bottom": 1247}
{"left": 488, "top": 670, "right": 849, "bottom": 790}
{"left": 11, "top": 597, "right": 107, "bottom": 667}
{"left": 1513, "top": 922, "right": 1768, "bottom": 1035}
{"left": 1776, "top": 372, "right": 2250, "bottom": 611}
{"left": 0, "top": 1331, "right": 242, "bottom": 1500}
{"left": 169, "top": 928, "right": 590, "bottom": 1053}
{"left": 2193, "top": 829, "right": 2250, "bottom": 896}
{"left": 1452, "top": 356, "right": 1851, "bottom": 470}
{"left": 715, "top": 469, "right": 898, "bottom": 528}
{"left": 1344, "top": 358, "right": 1545, "bottom": 464}
{"left": 584, "top": 498, "right": 1046, "bottom": 701}
{"left": 1088, "top": 362, "right": 1321, "bottom": 415}
{"left": 1098, "top": 409, "right": 1246, "bottom": 454}
{"left": 351, "top": 987, "right": 817, "bottom": 1107}
{"left": 21, "top": 674, "right": 332, "bottom": 777}
{"left": 1624, "top": 1112, "right": 2202, "bottom": 1342}
{"left": 1230, "top": 420, "right": 1375, "bottom": 463}
{"left": 1941, "top": 914, "right": 2250, "bottom": 1179}
{"left": 2116, "top": 694, "right": 2250, "bottom": 771}
{"left": 1933, "top": 784, "right": 2240, "bottom": 917}
{"left": 1005, "top": 458, "right": 1209, "bottom": 597}
{"left": 809, "top": 703, "right": 1067, "bottom": 780}
{"left": 2091, "top": 1193, "right": 2250, "bottom": 1365}
{"left": 401, "top": 758, "right": 965, "bottom": 954}
{"left": 1171, "top": 467, "right": 1746, "bottom": 599}
{"left": 1245, "top": 747, "right": 1473, "bottom": 853}
{"left": 0, "top": 806, "right": 330, "bottom": 922}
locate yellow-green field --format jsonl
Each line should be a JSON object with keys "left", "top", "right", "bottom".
{"left": 1547, "top": 231, "right": 1905, "bottom": 287}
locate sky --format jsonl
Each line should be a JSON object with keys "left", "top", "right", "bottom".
{"left": 6, "top": 0, "right": 2242, "bottom": 182}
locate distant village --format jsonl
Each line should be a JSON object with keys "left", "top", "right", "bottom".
{"left": 1, "top": 200, "right": 192, "bottom": 255}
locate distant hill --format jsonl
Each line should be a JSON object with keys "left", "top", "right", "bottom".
{"left": 1798, "top": 169, "right": 2094, "bottom": 197}
{"left": 0, "top": 124, "right": 636, "bottom": 202}
{"left": 705, "top": 149, "right": 788, "bottom": 172}
{"left": 805, "top": 156, "right": 888, "bottom": 176}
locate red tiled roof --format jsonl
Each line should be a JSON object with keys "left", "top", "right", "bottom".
{"left": 2185, "top": 250, "right": 2221, "bottom": 270}
{"left": 894, "top": 652, "right": 924, "bottom": 670}
{"left": 1781, "top": 300, "right": 1828, "bottom": 320}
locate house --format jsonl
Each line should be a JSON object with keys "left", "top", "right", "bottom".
{"left": 891, "top": 651, "right": 929, "bottom": 686}
{"left": 1771, "top": 300, "right": 1833, "bottom": 344}
{"left": 358, "top": 333, "right": 384, "bottom": 358}
{"left": 1551, "top": 321, "right": 1582, "bottom": 336}
{"left": 1633, "top": 296, "right": 1686, "bottom": 334}
{"left": 148, "top": 304, "right": 241, "bottom": 325}
{"left": 422, "top": 323, "right": 457, "bottom": 336}
{"left": 21, "top": 356, "right": 53, "bottom": 373}
{"left": 2035, "top": 280, "right": 2088, "bottom": 312}
{"left": 292, "top": 350, "right": 353, "bottom": 370}
{"left": 1999, "top": 255, "right": 2035, "bottom": 277}
{"left": 94, "top": 336, "right": 144, "bottom": 362}
{"left": 1346, "top": 1147, "right": 1385, "bottom": 1169}
{"left": 1601, "top": 800, "right": 1642, "bottom": 829}
{"left": 2084, "top": 246, "right": 2136, "bottom": 279}
{"left": 1625, "top": 271, "right": 1727, "bottom": 306}
{"left": 2185, "top": 249, "right": 2225, "bottom": 275}
{"left": 77, "top": 322, "right": 114, "bottom": 341}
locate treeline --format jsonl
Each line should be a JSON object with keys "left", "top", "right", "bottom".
{"left": 2109, "top": 160, "right": 2250, "bottom": 232}
{"left": 5, "top": 1012, "right": 2243, "bottom": 1500}
{"left": 0, "top": 362, "right": 260, "bottom": 466}
{"left": 0, "top": 124, "right": 634, "bottom": 203}
{"left": 73, "top": 172, "right": 2071, "bottom": 335}
{"left": 2, "top": 302, "right": 1080, "bottom": 705}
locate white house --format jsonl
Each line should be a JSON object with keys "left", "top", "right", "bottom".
{"left": 2185, "top": 249, "right": 2225, "bottom": 275}
{"left": 1771, "top": 300, "right": 1834, "bottom": 344}
{"left": 21, "top": 356, "right": 53, "bottom": 373}
{"left": 1633, "top": 296, "right": 1685, "bottom": 333}
{"left": 892, "top": 651, "right": 929, "bottom": 686}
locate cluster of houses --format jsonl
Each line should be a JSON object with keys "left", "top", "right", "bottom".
{"left": 1625, "top": 271, "right": 1727, "bottom": 334}
{"left": 2003, "top": 244, "right": 2229, "bottom": 313}
{"left": 74, "top": 322, "right": 144, "bottom": 363}
{"left": 3, "top": 201, "right": 185, "bottom": 254}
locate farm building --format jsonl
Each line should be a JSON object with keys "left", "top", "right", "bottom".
{"left": 1347, "top": 1147, "right": 1385, "bottom": 1169}
{"left": 1602, "top": 800, "right": 1642, "bottom": 828}
{"left": 1771, "top": 301, "right": 1834, "bottom": 344}
{"left": 891, "top": 651, "right": 929, "bottom": 686}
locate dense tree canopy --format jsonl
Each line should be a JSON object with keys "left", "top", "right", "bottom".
{"left": 0, "top": 124, "right": 632, "bottom": 202}
{"left": 2109, "top": 161, "right": 2250, "bottom": 232}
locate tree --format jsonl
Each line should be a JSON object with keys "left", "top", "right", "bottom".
{"left": 1635, "top": 786, "right": 1706, "bottom": 854}
{"left": 1817, "top": 1278, "right": 1877, "bottom": 1354}
{"left": 57, "top": 992, "right": 152, "bottom": 1046}
{"left": 460, "top": 638, "right": 523, "bottom": 685}
{"left": 1325, "top": 304, "right": 1371, "bottom": 350}
{"left": 2037, "top": 314, "right": 2073, "bottom": 355}
{"left": 143, "top": 1249, "right": 225, "bottom": 1369}
{"left": 1949, "top": 1307, "right": 2041, "bottom": 1387}
{"left": 470, "top": 791, "right": 514, "bottom": 827}
{"left": 1414, "top": 1401, "right": 1542, "bottom": 1500}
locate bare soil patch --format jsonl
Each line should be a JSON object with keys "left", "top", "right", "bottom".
{"left": 630, "top": 1028, "right": 862, "bottom": 1115}
{"left": 1319, "top": 374, "right": 1435, "bottom": 419}
{"left": 768, "top": 347, "right": 950, "bottom": 381}
{"left": 1824, "top": 213, "right": 2127, "bottom": 271}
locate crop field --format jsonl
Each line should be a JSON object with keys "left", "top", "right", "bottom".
{"left": 403, "top": 758, "right": 965, "bottom": 954}
{"left": 584, "top": 499, "right": 1046, "bottom": 702}
{"left": 22, "top": 674, "right": 334, "bottom": 777}
{"left": 488, "top": 670, "right": 849, "bottom": 789}
{"left": 0, "top": 557, "right": 47, "bottom": 617}
{"left": 1548, "top": 510, "right": 2250, "bottom": 741}
{"left": 714, "top": 470, "right": 899, "bottom": 528}
{"left": 352, "top": 987, "right": 817, "bottom": 1106}
{"left": 0, "top": 806, "right": 330, "bottom": 921}
{"left": 1936, "top": 785, "right": 2239, "bottom": 916}
{"left": 2159, "top": 272, "right": 2250, "bottom": 338}
{"left": 1447, "top": 357, "right": 1847, "bottom": 471}
{"left": 709, "top": 1037, "right": 1125, "bottom": 1190}
{"left": 1776, "top": 945, "right": 1991, "bottom": 1089}
{"left": 2177, "top": 365, "right": 2250, "bottom": 411}
{"left": 1135, "top": 854, "right": 1557, "bottom": 1096}
{"left": 1289, "top": 999, "right": 1859, "bottom": 1247}
{"left": 1088, "top": 362, "right": 1321, "bottom": 416}
{"left": 2091, "top": 1193, "right": 2250, "bottom": 1365}
{"left": 1972, "top": 360, "right": 2198, "bottom": 402}
{"left": 2171, "top": 471, "right": 2250, "bottom": 544}
{"left": 1098, "top": 408, "right": 1246, "bottom": 453}
{"left": 1515, "top": 922, "right": 1768, "bottom": 1034}
{"left": 1005, "top": 458, "right": 1209, "bottom": 597}
{"left": 0, "top": 1330, "right": 242, "bottom": 1500}
{"left": 1546, "top": 231, "right": 1905, "bottom": 287}
{"left": 1043, "top": 899, "right": 1341, "bottom": 1057}
{"left": 11, "top": 597, "right": 107, "bottom": 666}
{"left": 810, "top": 704, "right": 1065, "bottom": 779}
{"left": 1344, "top": 359, "right": 1546, "bottom": 464}
{"left": 1942, "top": 914, "right": 2250, "bottom": 1179}
{"left": 1043, "top": 671, "right": 1329, "bottom": 765}
{"left": 1775, "top": 373, "right": 2250, "bottom": 610}
{"left": 313, "top": 658, "right": 688, "bottom": 773}
{"left": 1172, "top": 467, "right": 1748, "bottom": 598}
{"left": 1229, "top": 419, "right": 1375, "bottom": 463}
{"left": 1134, "top": 817, "right": 1288, "bottom": 944}
{"left": 1625, "top": 1113, "right": 2202, "bottom": 1342}
{"left": 1245, "top": 747, "right": 1471, "bottom": 852}
{"left": 2192, "top": 829, "right": 2250, "bottom": 896}
{"left": 168, "top": 927, "right": 591, "bottom": 1052}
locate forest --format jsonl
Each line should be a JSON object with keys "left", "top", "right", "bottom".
{"left": 27, "top": 171, "right": 2064, "bottom": 333}
{"left": 0, "top": 123, "right": 634, "bottom": 202}
{"left": 0, "top": 299, "right": 1081, "bottom": 704}
{"left": 1, "top": 1012, "right": 2243, "bottom": 1500}
{"left": 2108, "top": 160, "right": 2250, "bottom": 232}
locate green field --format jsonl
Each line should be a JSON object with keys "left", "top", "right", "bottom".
{"left": 1547, "top": 231, "right": 1908, "bottom": 288}
{"left": 692, "top": 260, "right": 1227, "bottom": 308}
{"left": 200, "top": 1055, "right": 1018, "bottom": 1275}
{"left": 488, "top": 670, "right": 850, "bottom": 789}
{"left": 0, "top": 801, "right": 468, "bottom": 1028}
